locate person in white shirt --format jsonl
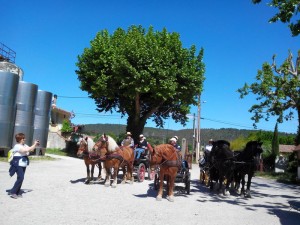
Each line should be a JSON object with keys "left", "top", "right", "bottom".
{"left": 9, "top": 133, "right": 39, "bottom": 199}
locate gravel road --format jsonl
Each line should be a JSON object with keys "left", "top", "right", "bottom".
{"left": 1, "top": 154, "right": 300, "bottom": 225}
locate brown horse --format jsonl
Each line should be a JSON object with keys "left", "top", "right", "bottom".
{"left": 93, "top": 134, "right": 134, "bottom": 188}
{"left": 150, "top": 144, "right": 181, "bottom": 202}
{"left": 77, "top": 136, "right": 102, "bottom": 184}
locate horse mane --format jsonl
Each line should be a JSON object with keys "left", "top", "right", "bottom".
{"left": 104, "top": 135, "right": 119, "bottom": 152}
{"left": 78, "top": 136, "right": 95, "bottom": 152}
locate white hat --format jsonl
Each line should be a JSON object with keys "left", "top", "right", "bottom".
{"left": 139, "top": 134, "right": 144, "bottom": 138}
{"left": 209, "top": 139, "right": 213, "bottom": 142}
{"left": 170, "top": 137, "right": 177, "bottom": 142}
{"left": 126, "top": 132, "right": 132, "bottom": 136}
{"left": 173, "top": 136, "right": 178, "bottom": 140}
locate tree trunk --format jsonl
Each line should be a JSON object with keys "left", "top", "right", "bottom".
{"left": 296, "top": 107, "right": 300, "bottom": 145}
{"left": 126, "top": 115, "right": 147, "bottom": 143}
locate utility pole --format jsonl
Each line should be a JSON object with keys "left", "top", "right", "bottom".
{"left": 196, "top": 95, "right": 201, "bottom": 163}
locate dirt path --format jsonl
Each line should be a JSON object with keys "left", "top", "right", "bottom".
{"left": 1, "top": 154, "right": 300, "bottom": 225}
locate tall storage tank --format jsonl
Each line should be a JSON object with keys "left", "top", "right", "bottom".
{"left": 12, "top": 81, "right": 38, "bottom": 146}
{"left": 0, "top": 71, "right": 19, "bottom": 153}
{"left": 32, "top": 90, "right": 52, "bottom": 155}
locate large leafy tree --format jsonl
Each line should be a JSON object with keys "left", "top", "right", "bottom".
{"left": 238, "top": 50, "right": 300, "bottom": 144}
{"left": 252, "top": 0, "right": 300, "bottom": 36}
{"left": 76, "top": 25, "right": 205, "bottom": 141}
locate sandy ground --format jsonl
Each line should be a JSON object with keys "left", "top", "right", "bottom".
{"left": 1, "top": 154, "right": 300, "bottom": 225}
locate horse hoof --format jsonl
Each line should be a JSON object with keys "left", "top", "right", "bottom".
{"left": 156, "top": 196, "right": 162, "bottom": 201}
{"left": 84, "top": 180, "right": 90, "bottom": 184}
{"left": 111, "top": 184, "right": 117, "bottom": 188}
{"left": 166, "top": 196, "right": 174, "bottom": 202}
{"left": 121, "top": 180, "right": 126, "bottom": 184}
{"left": 104, "top": 183, "right": 110, "bottom": 187}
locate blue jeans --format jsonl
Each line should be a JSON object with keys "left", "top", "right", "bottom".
{"left": 10, "top": 166, "right": 26, "bottom": 195}
{"left": 134, "top": 148, "right": 145, "bottom": 159}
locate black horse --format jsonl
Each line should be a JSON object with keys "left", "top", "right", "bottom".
{"left": 233, "top": 141, "right": 263, "bottom": 198}
{"left": 209, "top": 140, "right": 235, "bottom": 195}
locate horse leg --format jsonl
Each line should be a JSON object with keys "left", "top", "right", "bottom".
{"left": 241, "top": 175, "right": 246, "bottom": 196}
{"left": 245, "top": 173, "right": 253, "bottom": 198}
{"left": 121, "top": 166, "right": 127, "bottom": 184}
{"left": 96, "top": 162, "right": 102, "bottom": 181}
{"left": 104, "top": 164, "right": 111, "bottom": 187}
{"left": 91, "top": 164, "right": 95, "bottom": 181}
{"left": 111, "top": 165, "right": 119, "bottom": 188}
{"left": 156, "top": 170, "right": 164, "bottom": 201}
{"left": 85, "top": 162, "right": 91, "bottom": 184}
{"left": 128, "top": 163, "right": 134, "bottom": 184}
{"left": 166, "top": 175, "right": 175, "bottom": 202}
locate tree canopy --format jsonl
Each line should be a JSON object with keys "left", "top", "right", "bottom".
{"left": 252, "top": 0, "right": 300, "bottom": 36}
{"left": 238, "top": 50, "right": 300, "bottom": 143}
{"left": 75, "top": 25, "right": 205, "bottom": 140}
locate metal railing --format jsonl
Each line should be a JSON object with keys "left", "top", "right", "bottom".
{"left": 0, "top": 42, "right": 16, "bottom": 63}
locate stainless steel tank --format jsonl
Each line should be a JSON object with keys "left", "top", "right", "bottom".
{"left": 12, "top": 81, "right": 38, "bottom": 146}
{"left": 32, "top": 90, "right": 52, "bottom": 155}
{"left": 0, "top": 71, "right": 19, "bottom": 151}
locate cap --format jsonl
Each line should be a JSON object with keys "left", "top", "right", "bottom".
{"left": 126, "top": 132, "right": 132, "bottom": 136}
{"left": 170, "top": 137, "right": 177, "bottom": 142}
{"left": 139, "top": 134, "right": 144, "bottom": 138}
{"left": 173, "top": 136, "right": 178, "bottom": 140}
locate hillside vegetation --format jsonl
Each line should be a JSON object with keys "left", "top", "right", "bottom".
{"left": 81, "top": 124, "right": 293, "bottom": 146}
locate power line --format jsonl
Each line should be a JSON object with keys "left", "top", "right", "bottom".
{"left": 58, "top": 95, "right": 89, "bottom": 99}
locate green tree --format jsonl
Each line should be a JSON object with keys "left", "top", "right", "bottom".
{"left": 76, "top": 25, "right": 205, "bottom": 141}
{"left": 61, "top": 119, "right": 72, "bottom": 132}
{"left": 238, "top": 50, "right": 300, "bottom": 144}
{"left": 272, "top": 123, "right": 280, "bottom": 156}
{"left": 252, "top": 0, "right": 300, "bottom": 36}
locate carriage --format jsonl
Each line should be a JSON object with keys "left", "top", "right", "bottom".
{"left": 153, "top": 159, "right": 191, "bottom": 194}
{"left": 133, "top": 149, "right": 155, "bottom": 182}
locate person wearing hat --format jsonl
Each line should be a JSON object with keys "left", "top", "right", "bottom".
{"left": 134, "top": 134, "right": 149, "bottom": 160}
{"left": 204, "top": 138, "right": 213, "bottom": 162}
{"left": 169, "top": 137, "right": 181, "bottom": 151}
{"left": 121, "top": 132, "right": 134, "bottom": 149}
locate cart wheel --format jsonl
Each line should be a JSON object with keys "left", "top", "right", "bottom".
{"left": 148, "top": 167, "right": 155, "bottom": 180}
{"left": 137, "top": 163, "right": 146, "bottom": 182}
{"left": 154, "top": 174, "right": 159, "bottom": 190}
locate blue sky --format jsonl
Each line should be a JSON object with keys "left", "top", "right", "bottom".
{"left": 1, "top": 1, "right": 299, "bottom": 133}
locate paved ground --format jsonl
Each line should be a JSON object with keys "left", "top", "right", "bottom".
{"left": 1, "top": 154, "right": 300, "bottom": 225}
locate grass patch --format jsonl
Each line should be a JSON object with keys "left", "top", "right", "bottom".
{"left": 45, "top": 148, "right": 69, "bottom": 156}
{"left": 0, "top": 148, "right": 68, "bottom": 162}
{"left": 256, "top": 171, "right": 298, "bottom": 185}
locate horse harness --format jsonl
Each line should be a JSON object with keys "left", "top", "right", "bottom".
{"left": 152, "top": 147, "right": 182, "bottom": 168}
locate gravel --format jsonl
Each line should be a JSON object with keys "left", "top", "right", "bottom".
{"left": 1, "top": 154, "right": 300, "bottom": 225}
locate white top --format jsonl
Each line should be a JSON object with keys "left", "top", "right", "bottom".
{"left": 205, "top": 144, "right": 212, "bottom": 152}
{"left": 13, "top": 143, "right": 30, "bottom": 157}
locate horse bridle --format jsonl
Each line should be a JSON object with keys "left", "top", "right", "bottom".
{"left": 78, "top": 138, "right": 89, "bottom": 155}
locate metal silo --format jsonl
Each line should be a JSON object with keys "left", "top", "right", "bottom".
{"left": 32, "top": 90, "right": 52, "bottom": 155}
{"left": 12, "top": 81, "right": 38, "bottom": 146}
{"left": 0, "top": 71, "right": 19, "bottom": 151}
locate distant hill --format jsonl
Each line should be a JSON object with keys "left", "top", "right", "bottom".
{"left": 81, "top": 123, "right": 259, "bottom": 146}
